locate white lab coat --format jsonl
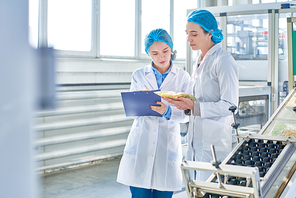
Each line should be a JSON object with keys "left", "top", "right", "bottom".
{"left": 117, "top": 63, "right": 191, "bottom": 191}
{"left": 187, "top": 43, "right": 239, "bottom": 181}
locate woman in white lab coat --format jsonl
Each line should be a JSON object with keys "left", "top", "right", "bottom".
{"left": 117, "top": 28, "right": 191, "bottom": 198}
{"left": 163, "top": 10, "right": 239, "bottom": 181}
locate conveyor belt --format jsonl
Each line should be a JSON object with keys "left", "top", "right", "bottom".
{"left": 181, "top": 88, "right": 296, "bottom": 198}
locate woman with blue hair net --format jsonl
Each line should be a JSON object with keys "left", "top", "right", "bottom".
{"left": 117, "top": 28, "right": 191, "bottom": 198}
{"left": 163, "top": 10, "right": 239, "bottom": 181}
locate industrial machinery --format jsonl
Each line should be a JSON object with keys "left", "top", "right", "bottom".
{"left": 181, "top": 88, "right": 296, "bottom": 198}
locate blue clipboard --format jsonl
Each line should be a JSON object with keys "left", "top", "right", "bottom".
{"left": 121, "top": 90, "right": 162, "bottom": 117}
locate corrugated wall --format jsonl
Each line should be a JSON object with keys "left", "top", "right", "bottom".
{"left": 35, "top": 84, "right": 132, "bottom": 172}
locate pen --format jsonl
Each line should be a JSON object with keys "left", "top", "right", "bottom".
{"left": 144, "top": 85, "right": 149, "bottom": 90}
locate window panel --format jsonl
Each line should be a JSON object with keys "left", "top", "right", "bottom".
{"left": 174, "top": 0, "right": 197, "bottom": 59}
{"left": 48, "top": 0, "right": 92, "bottom": 51}
{"left": 226, "top": 14, "right": 269, "bottom": 60}
{"left": 141, "top": 0, "right": 170, "bottom": 55}
{"left": 100, "top": 0, "right": 135, "bottom": 56}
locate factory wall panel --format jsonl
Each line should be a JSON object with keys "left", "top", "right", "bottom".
{"left": 55, "top": 58, "right": 186, "bottom": 84}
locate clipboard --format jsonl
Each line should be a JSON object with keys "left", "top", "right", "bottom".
{"left": 121, "top": 90, "right": 162, "bottom": 117}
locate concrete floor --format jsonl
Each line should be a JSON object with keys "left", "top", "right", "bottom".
{"left": 40, "top": 157, "right": 187, "bottom": 198}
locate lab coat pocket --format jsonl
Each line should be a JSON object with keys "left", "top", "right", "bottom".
{"left": 201, "top": 119, "right": 232, "bottom": 151}
{"left": 124, "top": 126, "right": 141, "bottom": 156}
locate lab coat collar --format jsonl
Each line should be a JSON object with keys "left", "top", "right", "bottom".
{"left": 194, "top": 43, "right": 222, "bottom": 75}
{"left": 144, "top": 63, "right": 158, "bottom": 90}
{"left": 144, "top": 62, "right": 177, "bottom": 90}
{"left": 206, "top": 43, "right": 222, "bottom": 56}
{"left": 198, "top": 43, "right": 221, "bottom": 67}
{"left": 160, "top": 62, "right": 177, "bottom": 89}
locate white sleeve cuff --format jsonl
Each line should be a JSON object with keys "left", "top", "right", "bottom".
{"left": 192, "top": 101, "right": 201, "bottom": 116}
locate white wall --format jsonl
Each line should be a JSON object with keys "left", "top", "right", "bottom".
{"left": 55, "top": 58, "right": 187, "bottom": 85}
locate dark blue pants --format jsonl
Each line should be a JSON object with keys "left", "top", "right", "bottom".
{"left": 130, "top": 186, "right": 173, "bottom": 198}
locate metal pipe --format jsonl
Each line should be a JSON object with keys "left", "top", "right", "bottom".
{"left": 36, "top": 102, "right": 123, "bottom": 117}
{"left": 35, "top": 126, "right": 130, "bottom": 146}
{"left": 170, "top": 0, "right": 174, "bottom": 40}
{"left": 35, "top": 114, "right": 132, "bottom": 132}
{"left": 232, "top": 112, "right": 240, "bottom": 144}
{"left": 37, "top": 153, "right": 122, "bottom": 172}
{"left": 134, "top": 0, "right": 141, "bottom": 58}
{"left": 211, "top": 145, "right": 222, "bottom": 187}
{"left": 95, "top": 0, "right": 100, "bottom": 57}
{"left": 211, "top": 145, "right": 218, "bottom": 163}
{"left": 229, "top": 106, "right": 240, "bottom": 144}
{"left": 268, "top": 9, "right": 276, "bottom": 114}
{"left": 36, "top": 139, "right": 126, "bottom": 161}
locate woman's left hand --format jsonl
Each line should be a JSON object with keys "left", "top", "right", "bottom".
{"left": 162, "top": 97, "right": 194, "bottom": 110}
{"left": 150, "top": 101, "right": 167, "bottom": 115}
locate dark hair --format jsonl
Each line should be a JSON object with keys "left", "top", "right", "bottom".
{"left": 202, "top": 28, "right": 208, "bottom": 34}
{"left": 201, "top": 26, "right": 213, "bottom": 41}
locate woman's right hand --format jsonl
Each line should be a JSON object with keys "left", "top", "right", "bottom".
{"left": 162, "top": 97, "right": 194, "bottom": 110}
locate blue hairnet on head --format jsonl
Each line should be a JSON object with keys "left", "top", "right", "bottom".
{"left": 187, "top": 10, "right": 224, "bottom": 44}
{"left": 144, "top": 28, "right": 175, "bottom": 59}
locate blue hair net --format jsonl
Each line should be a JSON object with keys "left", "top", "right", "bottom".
{"left": 187, "top": 10, "right": 224, "bottom": 44}
{"left": 144, "top": 29, "right": 176, "bottom": 60}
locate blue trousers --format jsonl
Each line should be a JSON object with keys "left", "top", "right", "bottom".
{"left": 130, "top": 186, "right": 173, "bottom": 198}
